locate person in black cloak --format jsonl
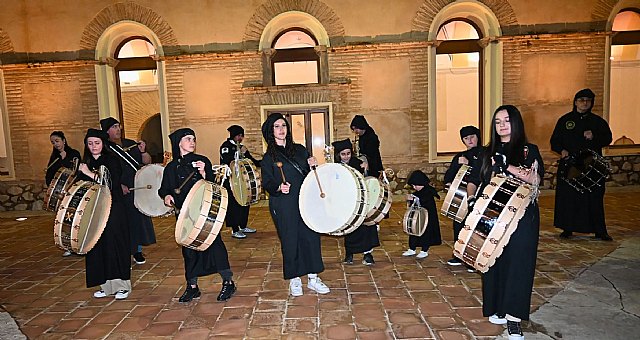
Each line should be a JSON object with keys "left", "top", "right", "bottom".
{"left": 402, "top": 170, "right": 442, "bottom": 259}
{"left": 158, "top": 128, "right": 236, "bottom": 302}
{"left": 331, "top": 138, "right": 380, "bottom": 266}
{"left": 350, "top": 115, "right": 384, "bottom": 178}
{"left": 100, "top": 117, "right": 156, "bottom": 265}
{"left": 46, "top": 131, "right": 82, "bottom": 257}
{"left": 466, "top": 105, "right": 544, "bottom": 339}
{"left": 550, "top": 89, "right": 613, "bottom": 241}
{"left": 261, "top": 113, "right": 329, "bottom": 297}
{"left": 443, "top": 125, "right": 482, "bottom": 269}
{"left": 76, "top": 128, "right": 131, "bottom": 300}
{"left": 220, "top": 124, "right": 261, "bottom": 239}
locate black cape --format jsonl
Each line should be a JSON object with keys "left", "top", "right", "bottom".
{"left": 357, "top": 130, "right": 384, "bottom": 178}
{"left": 408, "top": 185, "right": 442, "bottom": 250}
{"left": 220, "top": 138, "right": 261, "bottom": 230}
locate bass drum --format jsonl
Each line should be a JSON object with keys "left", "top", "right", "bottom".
{"left": 134, "top": 164, "right": 172, "bottom": 217}
{"left": 441, "top": 165, "right": 474, "bottom": 223}
{"left": 299, "top": 163, "right": 368, "bottom": 236}
{"left": 229, "top": 158, "right": 261, "bottom": 206}
{"left": 454, "top": 174, "right": 533, "bottom": 273}
{"left": 54, "top": 180, "right": 112, "bottom": 254}
{"left": 558, "top": 149, "right": 610, "bottom": 193}
{"left": 362, "top": 177, "right": 392, "bottom": 226}
{"left": 403, "top": 200, "right": 428, "bottom": 236}
{"left": 44, "top": 167, "right": 75, "bottom": 212}
{"left": 175, "top": 180, "right": 228, "bottom": 251}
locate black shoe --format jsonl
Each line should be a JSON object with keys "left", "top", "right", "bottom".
{"left": 133, "top": 252, "right": 146, "bottom": 264}
{"left": 179, "top": 285, "right": 201, "bottom": 302}
{"left": 362, "top": 253, "right": 375, "bottom": 266}
{"left": 559, "top": 230, "right": 573, "bottom": 239}
{"left": 447, "top": 257, "right": 463, "bottom": 266}
{"left": 343, "top": 253, "right": 353, "bottom": 265}
{"left": 507, "top": 320, "right": 524, "bottom": 339}
{"left": 596, "top": 233, "right": 613, "bottom": 241}
{"left": 217, "top": 280, "right": 236, "bottom": 301}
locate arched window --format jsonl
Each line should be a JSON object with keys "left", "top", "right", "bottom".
{"left": 609, "top": 9, "right": 640, "bottom": 147}
{"left": 271, "top": 28, "right": 320, "bottom": 85}
{"left": 435, "top": 20, "right": 483, "bottom": 154}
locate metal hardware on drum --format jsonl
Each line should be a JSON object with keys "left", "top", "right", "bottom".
{"left": 175, "top": 171, "right": 196, "bottom": 195}
{"left": 275, "top": 162, "right": 287, "bottom": 184}
{"left": 129, "top": 184, "right": 152, "bottom": 191}
{"left": 311, "top": 166, "right": 326, "bottom": 198}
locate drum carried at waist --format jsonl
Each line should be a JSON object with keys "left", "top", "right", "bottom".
{"left": 44, "top": 167, "right": 76, "bottom": 212}
{"left": 441, "top": 165, "right": 475, "bottom": 223}
{"left": 558, "top": 149, "right": 610, "bottom": 193}
{"left": 403, "top": 198, "right": 428, "bottom": 236}
{"left": 54, "top": 180, "right": 112, "bottom": 254}
{"left": 134, "top": 164, "right": 172, "bottom": 217}
{"left": 229, "top": 158, "right": 261, "bottom": 206}
{"left": 175, "top": 179, "right": 228, "bottom": 251}
{"left": 362, "top": 177, "right": 392, "bottom": 226}
{"left": 299, "top": 163, "right": 369, "bottom": 236}
{"left": 453, "top": 174, "right": 534, "bottom": 273}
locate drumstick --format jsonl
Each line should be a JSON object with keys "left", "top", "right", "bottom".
{"left": 311, "top": 165, "right": 326, "bottom": 198}
{"left": 44, "top": 158, "right": 60, "bottom": 172}
{"left": 128, "top": 184, "right": 152, "bottom": 191}
{"left": 174, "top": 171, "right": 196, "bottom": 195}
{"left": 275, "top": 162, "right": 286, "bottom": 184}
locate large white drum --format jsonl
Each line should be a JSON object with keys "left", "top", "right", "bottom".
{"left": 229, "top": 158, "right": 261, "bottom": 206}
{"left": 134, "top": 164, "right": 172, "bottom": 217}
{"left": 175, "top": 180, "right": 228, "bottom": 251}
{"left": 362, "top": 177, "right": 392, "bottom": 226}
{"left": 299, "top": 163, "right": 368, "bottom": 236}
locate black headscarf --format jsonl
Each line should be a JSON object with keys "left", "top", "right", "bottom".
{"left": 168, "top": 128, "right": 195, "bottom": 160}
{"left": 331, "top": 138, "right": 352, "bottom": 153}
{"left": 572, "top": 88, "right": 595, "bottom": 114}
{"left": 227, "top": 125, "right": 244, "bottom": 139}
{"left": 350, "top": 115, "right": 370, "bottom": 130}
{"left": 459, "top": 125, "right": 481, "bottom": 144}
{"left": 407, "top": 170, "right": 440, "bottom": 199}
{"left": 99, "top": 117, "right": 119, "bottom": 132}
{"left": 83, "top": 128, "right": 110, "bottom": 162}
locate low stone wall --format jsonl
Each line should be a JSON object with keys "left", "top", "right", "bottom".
{"left": 0, "top": 181, "right": 46, "bottom": 211}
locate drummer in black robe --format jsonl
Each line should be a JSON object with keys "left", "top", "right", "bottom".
{"left": 158, "top": 128, "right": 236, "bottom": 302}
{"left": 332, "top": 138, "right": 380, "bottom": 266}
{"left": 466, "top": 105, "right": 543, "bottom": 338}
{"left": 220, "top": 125, "right": 261, "bottom": 239}
{"left": 550, "top": 89, "right": 613, "bottom": 241}
{"left": 261, "top": 113, "right": 329, "bottom": 297}
{"left": 443, "top": 126, "right": 482, "bottom": 269}
{"left": 76, "top": 128, "right": 131, "bottom": 300}
{"left": 402, "top": 170, "right": 442, "bottom": 259}
{"left": 350, "top": 115, "right": 383, "bottom": 178}
{"left": 46, "top": 131, "right": 82, "bottom": 257}
{"left": 100, "top": 117, "right": 157, "bottom": 264}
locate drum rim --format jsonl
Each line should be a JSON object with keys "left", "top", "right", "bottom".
{"left": 70, "top": 183, "right": 111, "bottom": 254}
{"left": 134, "top": 163, "right": 173, "bottom": 217}
{"left": 363, "top": 177, "right": 392, "bottom": 226}
{"left": 441, "top": 165, "right": 472, "bottom": 222}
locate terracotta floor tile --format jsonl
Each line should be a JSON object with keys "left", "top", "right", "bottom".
{"left": 172, "top": 328, "right": 211, "bottom": 339}
{"left": 251, "top": 311, "right": 284, "bottom": 326}
{"left": 112, "top": 317, "right": 152, "bottom": 332}
{"left": 387, "top": 311, "right": 423, "bottom": 324}
{"left": 283, "top": 318, "right": 317, "bottom": 333}
{"left": 391, "top": 323, "right": 432, "bottom": 339}
{"left": 128, "top": 305, "right": 162, "bottom": 318}
{"left": 25, "top": 312, "right": 66, "bottom": 327}
{"left": 245, "top": 326, "right": 282, "bottom": 339}
{"left": 437, "top": 329, "right": 474, "bottom": 340}
{"left": 140, "top": 322, "right": 181, "bottom": 337}
{"left": 219, "top": 306, "right": 253, "bottom": 320}
{"left": 155, "top": 308, "right": 191, "bottom": 322}
{"left": 76, "top": 324, "right": 116, "bottom": 339}
{"left": 321, "top": 324, "right": 357, "bottom": 340}
{"left": 210, "top": 318, "right": 248, "bottom": 335}
{"left": 91, "top": 311, "right": 129, "bottom": 324}
{"left": 286, "top": 305, "right": 317, "bottom": 318}
{"left": 50, "top": 318, "right": 89, "bottom": 332}
{"left": 356, "top": 331, "right": 394, "bottom": 340}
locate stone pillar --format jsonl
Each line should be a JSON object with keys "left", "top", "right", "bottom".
{"left": 261, "top": 48, "right": 276, "bottom": 87}
{"left": 315, "top": 45, "right": 329, "bottom": 85}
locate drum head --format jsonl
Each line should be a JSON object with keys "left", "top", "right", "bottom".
{"left": 74, "top": 184, "right": 112, "bottom": 254}
{"left": 134, "top": 164, "right": 172, "bottom": 217}
{"left": 403, "top": 206, "right": 428, "bottom": 236}
{"left": 176, "top": 180, "right": 209, "bottom": 244}
{"left": 365, "top": 177, "right": 381, "bottom": 207}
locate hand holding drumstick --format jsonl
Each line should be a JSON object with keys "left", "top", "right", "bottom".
{"left": 275, "top": 162, "right": 291, "bottom": 194}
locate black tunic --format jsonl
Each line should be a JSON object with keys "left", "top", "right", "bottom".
{"left": 261, "top": 144, "right": 324, "bottom": 279}
{"left": 550, "top": 111, "right": 612, "bottom": 234}
{"left": 157, "top": 152, "right": 230, "bottom": 281}
{"left": 443, "top": 146, "right": 482, "bottom": 242}
{"left": 106, "top": 139, "right": 156, "bottom": 252}
{"left": 469, "top": 142, "right": 544, "bottom": 321}
{"left": 45, "top": 146, "right": 81, "bottom": 186}
{"left": 408, "top": 186, "right": 442, "bottom": 250}
{"left": 342, "top": 157, "right": 380, "bottom": 254}
{"left": 77, "top": 154, "right": 131, "bottom": 288}
{"left": 357, "top": 130, "right": 384, "bottom": 178}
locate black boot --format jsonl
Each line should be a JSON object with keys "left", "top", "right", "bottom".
{"left": 179, "top": 285, "right": 201, "bottom": 302}
{"left": 217, "top": 280, "right": 236, "bottom": 301}
{"left": 559, "top": 230, "right": 573, "bottom": 239}
{"left": 343, "top": 253, "right": 353, "bottom": 265}
{"left": 362, "top": 253, "right": 375, "bottom": 266}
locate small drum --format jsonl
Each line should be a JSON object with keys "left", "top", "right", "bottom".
{"left": 559, "top": 149, "right": 610, "bottom": 193}
{"left": 403, "top": 199, "right": 428, "bottom": 236}
{"left": 134, "top": 164, "right": 172, "bottom": 217}
{"left": 54, "top": 180, "right": 112, "bottom": 254}
{"left": 441, "top": 165, "right": 475, "bottom": 223}
{"left": 44, "top": 167, "right": 75, "bottom": 212}
{"left": 175, "top": 180, "right": 228, "bottom": 251}
{"left": 454, "top": 174, "right": 533, "bottom": 273}
{"left": 299, "top": 163, "right": 369, "bottom": 236}
{"left": 229, "top": 158, "right": 261, "bottom": 206}
{"left": 363, "top": 177, "right": 392, "bottom": 226}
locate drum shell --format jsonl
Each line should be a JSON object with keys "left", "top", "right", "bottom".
{"left": 441, "top": 165, "right": 474, "bottom": 223}
{"left": 362, "top": 177, "right": 392, "bottom": 226}
{"left": 559, "top": 149, "right": 610, "bottom": 193}
{"left": 134, "top": 164, "right": 172, "bottom": 217}
{"left": 44, "top": 168, "right": 75, "bottom": 212}
{"left": 403, "top": 205, "right": 428, "bottom": 236}
{"left": 175, "top": 180, "right": 228, "bottom": 251}
{"left": 229, "top": 159, "right": 261, "bottom": 206}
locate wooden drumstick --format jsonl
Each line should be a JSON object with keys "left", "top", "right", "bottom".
{"left": 44, "top": 158, "right": 60, "bottom": 172}
{"left": 174, "top": 171, "right": 196, "bottom": 195}
{"left": 311, "top": 165, "right": 325, "bottom": 198}
{"left": 128, "top": 184, "right": 152, "bottom": 191}
{"left": 275, "top": 162, "right": 287, "bottom": 184}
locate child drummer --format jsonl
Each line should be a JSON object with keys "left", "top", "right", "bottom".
{"left": 402, "top": 170, "right": 442, "bottom": 259}
{"left": 158, "top": 128, "right": 236, "bottom": 302}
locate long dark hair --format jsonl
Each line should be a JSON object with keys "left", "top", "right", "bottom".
{"left": 264, "top": 115, "right": 296, "bottom": 159}
{"left": 481, "top": 105, "right": 528, "bottom": 179}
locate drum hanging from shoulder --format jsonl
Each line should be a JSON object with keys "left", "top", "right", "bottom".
{"left": 558, "top": 149, "right": 610, "bottom": 193}
{"left": 362, "top": 177, "right": 392, "bottom": 226}
{"left": 454, "top": 174, "right": 533, "bottom": 273}
{"left": 175, "top": 179, "right": 228, "bottom": 251}
{"left": 299, "top": 163, "right": 369, "bottom": 236}
{"left": 403, "top": 199, "right": 428, "bottom": 236}
{"left": 441, "top": 165, "right": 475, "bottom": 223}
{"left": 134, "top": 164, "right": 172, "bottom": 217}
{"left": 54, "top": 180, "right": 112, "bottom": 254}
{"left": 44, "top": 167, "right": 76, "bottom": 212}
{"left": 229, "top": 158, "right": 261, "bottom": 206}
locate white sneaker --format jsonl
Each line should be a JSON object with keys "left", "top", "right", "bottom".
{"left": 402, "top": 249, "right": 416, "bottom": 256}
{"left": 62, "top": 250, "right": 72, "bottom": 257}
{"left": 489, "top": 314, "right": 507, "bottom": 325}
{"left": 289, "top": 277, "right": 303, "bottom": 297}
{"left": 232, "top": 230, "right": 247, "bottom": 239}
{"left": 115, "top": 290, "right": 129, "bottom": 300}
{"left": 416, "top": 251, "right": 429, "bottom": 259}
{"left": 93, "top": 290, "right": 107, "bottom": 298}
{"left": 307, "top": 277, "right": 330, "bottom": 294}
{"left": 241, "top": 227, "right": 256, "bottom": 233}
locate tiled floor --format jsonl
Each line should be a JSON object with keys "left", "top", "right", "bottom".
{"left": 0, "top": 189, "right": 637, "bottom": 339}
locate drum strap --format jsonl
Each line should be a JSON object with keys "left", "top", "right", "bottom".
{"left": 276, "top": 150, "right": 306, "bottom": 177}
{"left": 107, "top": 142, "right": 141, "bottom": 172}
